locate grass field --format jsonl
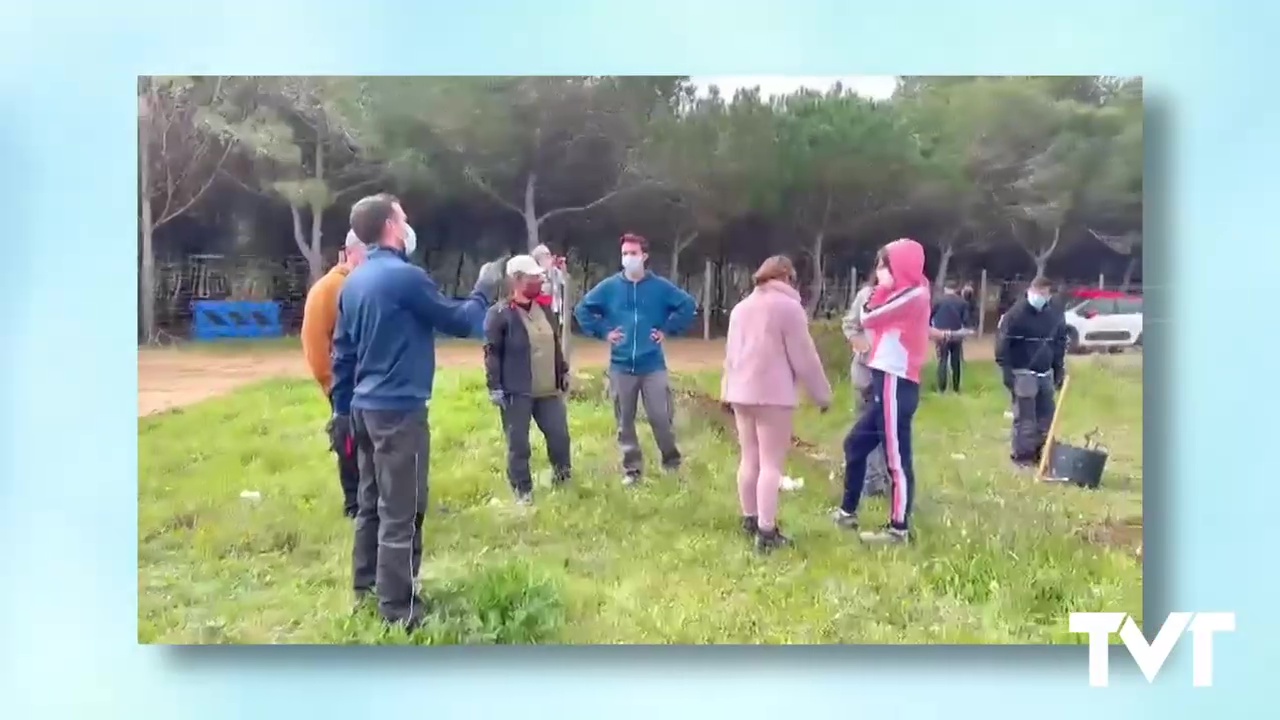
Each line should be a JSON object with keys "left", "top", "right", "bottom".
{"left": 138, "top": 333, "right": 1143, "bottom": 645}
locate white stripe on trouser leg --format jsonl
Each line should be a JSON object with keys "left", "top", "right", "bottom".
{"left": 881, "top": 374, "right": 906, "bottom": 525}
{"left": 409, "top": 450, "right": 418, "bottom": 619}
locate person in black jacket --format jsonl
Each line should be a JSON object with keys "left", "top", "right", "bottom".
{"left": 995, "top": 276, "right": 1068, "bottom": 469}
{"left": 483, "top": 254, "right": 572, "bottom": 506}
{"left": 930, "top": 281, "right": 971, "bottom": 392}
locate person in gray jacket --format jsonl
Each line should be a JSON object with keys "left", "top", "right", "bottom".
{"left": 483, "top": 255, "right": 572, "bottom": 506}
{"left": 840, "top": 279, "right": 891, "bottom": 497}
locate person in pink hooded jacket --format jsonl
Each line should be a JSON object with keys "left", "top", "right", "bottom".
{"left": 831, "top": 239, "right": 931, "bottom": 544}
{"left": 721, "top": 256, "right": 832, "bottom": 553}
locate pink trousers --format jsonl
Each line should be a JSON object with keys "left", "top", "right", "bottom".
{"left": 732, "top": 404, "right": 794, "bottom": 531}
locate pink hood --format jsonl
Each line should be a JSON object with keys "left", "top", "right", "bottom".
{"left": 871, "top": 238, "right": 928, "bottom": 304}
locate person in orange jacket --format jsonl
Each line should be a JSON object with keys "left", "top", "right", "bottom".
{"left": 300, "top": 230, "right": 367, "bottom": 517}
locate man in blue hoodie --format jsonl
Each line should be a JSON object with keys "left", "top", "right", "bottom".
{"left": 330, "top": 193, "right": 505, "bottom": 630}
{"left": 575, "top": 233, "right": 698, "bottom": 485}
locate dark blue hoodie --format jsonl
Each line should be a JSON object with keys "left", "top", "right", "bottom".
{"left": 574, "top": 271, "right": 697, "bottom": 375}
{"left": 331, "top": 246, "right": 489, "bottom": 414}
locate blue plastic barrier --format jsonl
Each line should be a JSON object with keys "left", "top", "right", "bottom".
{"left": 191, "top": 300, "right": 284, "bottom": 340}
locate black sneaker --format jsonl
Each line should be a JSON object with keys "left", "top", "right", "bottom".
{"left": 829, "top": 507, "right": 859, "bottom": 530}
{"left": 352, "top": 588, "right": 375, "bottom": 615}
{"left": 859, "top": 525, "right": 910, "bottom": 545}
{"left": 740, "top": 515, "right": 759, "bottom": 537}
{"left": 343, "top": 507, "right": 358, "bottom": 519}
{"left": 552, "top": 468, "right": 571, "bottom": 487}
{"left": 388, "top": 596, "right": 432, "bottom": 632}
{"left": 755, "top": 526, "right": 792, "bottom": 553}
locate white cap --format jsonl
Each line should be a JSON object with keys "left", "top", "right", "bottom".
{"left": 506, "top": 254, "right": 545, "bottom": 277}
{"left": 344, "top": 229, "right": 363, "bottom": 249}
{"left": 531, "top": 244, "right": 552, "bottom": 260}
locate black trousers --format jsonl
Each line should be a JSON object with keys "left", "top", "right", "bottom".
{"left": 351, "top": 406, "right": 430, "bottom": 626}
{"left": 328, "top": 394, "right": 360, "bottom": 516}
{"left": 935, "top": 339, "right": 964, "bottom": 392}
{"left": 500, "top": 394, "right": 572, "bottom": 493}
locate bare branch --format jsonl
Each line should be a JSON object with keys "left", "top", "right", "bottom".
{"left": 464, "top": 167, "right": 523, "bottom": 215}
{"left": 537, "top": 182, "right": 653, "bottom": 226}
{"left": 153, "top": 139, "right": 236, "bottom": 229}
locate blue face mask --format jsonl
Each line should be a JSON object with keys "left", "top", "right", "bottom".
{"left": 1027, "top": 291, "right": 1048, "bottom": 310}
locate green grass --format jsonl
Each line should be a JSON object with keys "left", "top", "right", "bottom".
{"left": 138, "top": 334, "right": 1142, "bottom": 645}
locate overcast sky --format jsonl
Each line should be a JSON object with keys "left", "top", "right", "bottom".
{"left": 688, "top": 75, "right": 898, "bottom": 100}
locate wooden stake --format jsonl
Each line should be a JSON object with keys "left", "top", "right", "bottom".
{"left": 1037, "top": 374, "right": 1072, "bottom": 480}
{"left": 977, "top": 269, "right": 989, "bottom": 337}
{"left": 702, "top": 259, "right": 713, "bottom": 340}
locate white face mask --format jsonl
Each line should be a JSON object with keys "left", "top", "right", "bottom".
{"left": 401, "top": 222, "right": 417, "bottom": 256}
{"left": 876, "top": 267, "right": 894, "bottom": 288}
{"left": 621, "top": 255, "right": 644, "bottom": 275}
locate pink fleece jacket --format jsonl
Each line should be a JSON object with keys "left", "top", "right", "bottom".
{"left": 720, "top": 280, "right": 833, "bottom": 408}
{"left": 863, "top": 238, "right": 932, "bottom": 384}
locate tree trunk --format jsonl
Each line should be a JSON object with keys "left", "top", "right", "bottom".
{"left": 453, "top": 252, "right": 466, "bottom": 296}
{"left": 805, "top": 230, "right": 825, "bottom": 317}
{"left": 139, "top": 91, "right": 156, "bottom": 344}
{"left": 670, "top": 231, "right": 698, "bottom": 278}
{"left": 934, "top": 243, "right": 954, "bottom": 291}
{"left": 1034, "top": 254, "right": 1049, "bottom": 278}
{"left": 523, "top": 172, "right": 539, "bottom": 250}
{"left": 1120, "top": 255, "right": 1138, "bottom": 292}
{"left": 290, "top": 205, "right": 322, "bottom": 285}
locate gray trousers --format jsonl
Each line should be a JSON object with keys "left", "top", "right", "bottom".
{"left": 608, "top": 368, "right": 681, "bottom": 476}
{"left": 501, "top": 394, "right": 572, "bottom": 493}
{"left": 1011, "top": 371, "right": 1056, "bottom": 463}
{"left": 351, "top": 406, "right": 429, "bottom": 625}
{"left": 855, "top": 382, "right": 891, "bottom": 496}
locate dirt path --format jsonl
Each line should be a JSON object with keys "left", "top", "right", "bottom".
{"left": 139, "top": 339, "right": 730, "bottom": 417}
{"left": 138, "top": 337, "right": 1005, "bottom": 417}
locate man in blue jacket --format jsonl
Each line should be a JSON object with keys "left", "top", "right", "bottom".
{"left": 574, "top": 233, "right": 698, "bottom": 485}
{"left": 329, "top": 193, "right": 504, "bottom": 630}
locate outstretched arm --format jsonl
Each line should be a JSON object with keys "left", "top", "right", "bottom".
{"left": 403, "top": 269, "right": 489, "bottom": 338}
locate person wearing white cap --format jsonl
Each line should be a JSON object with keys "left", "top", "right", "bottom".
{"left": 301, "top": 229, "right": 368, "bottom": 517}
{"left": 482, "top": 254, "right": 572, "bottom": 505}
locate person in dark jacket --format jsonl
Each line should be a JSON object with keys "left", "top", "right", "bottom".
{"left": 484, "top": 254, "right": 572, "bottom": 506}
{"left": 960, "top": 281, "right": 978, "bottom": 328}
{"left": 930, "top": 281, "right": 971, "bottom": 393}
{"left": 995, "top": 276, "right": 1068, "bottom": 470}
{"left": 574, "top": 233, "right": 698, "bottom": 485}
{"left": 330, "top": 193, "right": 505, "bottom": 630}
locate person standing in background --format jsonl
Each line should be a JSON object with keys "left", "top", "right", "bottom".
{"left": 930, "top": 281, "right": 971, "bottom": 393}
{"left": 483, "top": 255, "right": 572, "bottom": 506}
{"left": 996, "top": 276, "right": 1068, "bottom": 470}
{"left": 531, "top": 244, "right": 567, "bottom": 315}
{"left": 301, "top": 230, "right": 367, "bottom": 518}
{"left": 721, "top": 256, "right": 831, "bottom": 552}
{"left": 574, "top": 233, "right": 698, "bottom": 486}
{"left": 330, "top": 193, "right": 506, "bottom": 630}
{"left": 960, "top": 281, "right": 978, "bottom": 329}
{"left": 840, "top": 274, "right": 891, "bottom": 498}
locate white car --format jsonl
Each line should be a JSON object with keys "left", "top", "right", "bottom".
{"left": 1063, "top": 294, "right": 1143, "bottom": 353}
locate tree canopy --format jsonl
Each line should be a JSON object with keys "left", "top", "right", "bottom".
{"left": 138, "top": 75, "right": 1142, "bottom": 338}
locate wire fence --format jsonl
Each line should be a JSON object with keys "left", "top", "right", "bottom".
{"left": 141, "top": 252, "right": 1145, "bottom": 343}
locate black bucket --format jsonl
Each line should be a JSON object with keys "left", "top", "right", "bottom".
{"left": 1045, "top": 441, "right": 1108, "bottom": 489}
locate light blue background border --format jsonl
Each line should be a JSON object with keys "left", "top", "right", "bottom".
{"left": 1, "top": 0, "right": 1271, "bottom": 716}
